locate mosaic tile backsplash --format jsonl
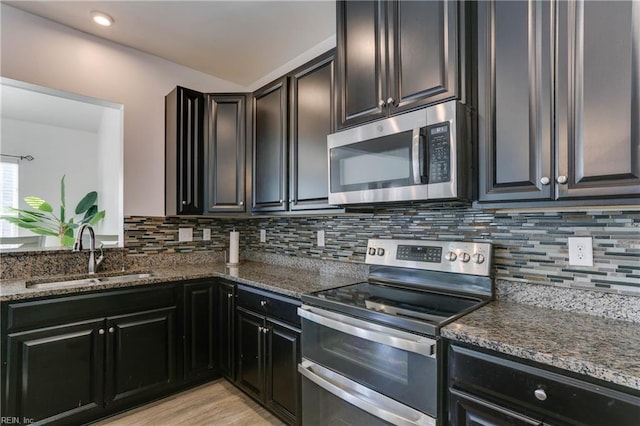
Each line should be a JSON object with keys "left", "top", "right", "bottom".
{"left": 124, "top": 207, "right": 640, "bottom": 294}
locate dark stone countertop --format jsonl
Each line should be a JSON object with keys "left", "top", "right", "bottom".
{"left": 442, "top": 300, "right": 640, "bottom": 391}
{"left": 0, "top": 261, "right": 361, "bottom": 302}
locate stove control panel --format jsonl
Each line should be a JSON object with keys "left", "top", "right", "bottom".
{"left": 365, "top": 239, "right": 492, "bottom": 276}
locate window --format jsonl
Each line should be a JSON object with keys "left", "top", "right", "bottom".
{"left": 0, "top": 160, "right": 19, "bottom": 237}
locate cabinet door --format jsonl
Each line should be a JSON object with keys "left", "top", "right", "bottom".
{"left": 183, "top": 281, "right": 216, "bottom": 382}
{"left": 166, "top": 86, "right": 205, "bottom": 215}
{"left": 336, "top": 0, "right": 387, "bottom": 128}
{"left": 252, "top": 78, "right": 288, "bottom": 212}
{"left": 477, "top": 0, "right": 554, "bottom": 202}
{"left": 105, "top": 307, "right": 176, "bottom": 408}
{"left": 289, "top": 52, "right": 337, "bottom": 211}
{"left": 236, "top": 308, "right": 265, "bottom": 400}
{"left": 5, "top": 319, "right": 105, "bottom": 424}
{"left": 206, "top": 94, "right": 247, "bottom": 213}
{"left": 265, "top": 319, "right": 301, "bottom": 425}
{"left": 217, "top": 280, "right": 235, "bottom": 380}
{"left": 449, "top": 392, "right": 541, "bottom": 426}
{"left": 556, "top": 0, "right": 640, "bottom": 199}
{"left": 387, "top": 0, "right": 459, "bottom": 115}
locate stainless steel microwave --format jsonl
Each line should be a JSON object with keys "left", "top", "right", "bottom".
{"left": 327, "top": 100, "right": 470, "bottom": 205}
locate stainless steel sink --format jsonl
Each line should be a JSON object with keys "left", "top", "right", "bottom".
{"left": 26, "top": 272, "right": 154, "bottom": 289}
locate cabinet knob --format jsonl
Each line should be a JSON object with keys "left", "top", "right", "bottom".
{"left": 386, "top": 97, "right": 395, "bottom": 106}
{"left": 378, "top": 99, "right": 386, "bottom": 108}
{"left": 258, "top": 326, "right": 263, "bottom": 333}
{"left": 108, "top": 327, "right": 115, "bottom": 334}
{"left": 540, "top": 176, "right": 550, "bottom": 185}
{"left": 534, "top": 388, "right": 547, "bottom": 401}
{"left": 182, "top": 200, "right": 187, "bottom": 205}
{"left": 263, "top": 327, "right": 269, "bottom": 334}
{"left": 98, "top": 328, "right": 105, "bottom": 335}
{"left": 556, "top": 175, "right": 568, "bottom": 184}
{"left": 227, "top": 293, "right": 233, "bottom": 299}
{"left": 239, "top": 201, "right": 244, "bottom": 206}
{"left": 260, "top": 300, "right": 267, "bottom": 307}
{"left": 279, "top": 200, "right": 283, "bottom": 203}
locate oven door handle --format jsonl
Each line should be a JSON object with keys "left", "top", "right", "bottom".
{"left": 298, "top": 305, "right": 436, "bottom": 356}
{"left": 299, "top": 358, "right": 435, "bottom": 426}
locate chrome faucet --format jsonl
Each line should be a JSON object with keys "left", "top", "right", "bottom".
{"left": 73, "top": 224, "right": 105, "bottom": 274}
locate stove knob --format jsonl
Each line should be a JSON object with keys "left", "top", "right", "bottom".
{"left": 368, "top": 247, "right": 376, "bottom": 255}
{"left": 472, "top": 253, "right": 486, "bottom": 264}
{"left": 445, "top": 251, "right": 457, "bottom": 261}
{"left": 377, "top": 248, "right": 385, "bottom": 256}
{"left": 460, "top": 252, "right": 471, "bottom": 263}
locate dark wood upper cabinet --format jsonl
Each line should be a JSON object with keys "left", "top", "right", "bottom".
{"left": 477, "top": 0, "right": 554, "bottom": 202}
{"left": 252, "top": 78, "right": 288, "bottom": 213}
{"left": 478, "top": 0, "right": 640, "bottom": 205}
{"left": 556, "top": 0, "right": 640, "bottom": 199}
{"left": 166, "top": 86, "right": 206, "bottom": 215}
{"left": 289, "top": 51, "right": 337, "bottom": 211}
{"left": 336, "top": 0, "right": 461, "bottom": 129}
{"left": 206, "top": 94, "right": 247, "bottom": 213}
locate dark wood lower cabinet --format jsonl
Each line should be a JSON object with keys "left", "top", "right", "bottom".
{"left": 5, "top": 319, "right": 105, "bottom": 424}
{"left": 107, "top": 308, "right": 176, "bottom": 407}
{"left": 217, "top": 280, "right": 235, "bottom": 380}
{"left": 235, "top": 286, "right": 301, "bottom": 425}
{"left": 182, "top": 281, "right": 217, "bottom": 382}
{"left": 265, "top": 319, "right": 300, "bottom": 425}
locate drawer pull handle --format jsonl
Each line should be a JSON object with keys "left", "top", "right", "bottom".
{"left": 534, "top": 388, "right": 547, "bottom": 401}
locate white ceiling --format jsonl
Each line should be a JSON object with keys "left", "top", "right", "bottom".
{"left": 3, "top": 1, "right": 336, "bottom": 87}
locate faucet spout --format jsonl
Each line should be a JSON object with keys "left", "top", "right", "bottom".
{"left": 73, "top": 224, "right": 103, "bottom": 274}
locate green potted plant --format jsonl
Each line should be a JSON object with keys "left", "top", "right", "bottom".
{"left": 0, "top": 175, "right": 105, "bottom": 247}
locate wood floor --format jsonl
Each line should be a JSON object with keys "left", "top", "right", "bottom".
{"left": 93, "top": 380, "right": 285, "bottom": 426}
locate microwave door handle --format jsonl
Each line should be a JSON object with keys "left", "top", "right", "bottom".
{"left": 299, "top": 359, "right": 436, "bottom": 426}
{"left": 411, "top": 128, "right": 426, "bottom": 185}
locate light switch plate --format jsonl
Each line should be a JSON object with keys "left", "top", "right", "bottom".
{"left": 260, "top": 229, "right": 266, "bottom": 243}
{"left": 317, "top": 230, "right": 325, "bottom": 247}
{"left": 568, "top": 237, "right": 593, "bottom": 266}
{"left": 178, "top": 228, "right": 193, "bottom": 242}
{"left": 202, "top": 228, "right": 211, "bottom": 241}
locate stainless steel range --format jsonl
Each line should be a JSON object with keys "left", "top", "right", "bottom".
{"left": 298, "top": 239, "right": 493, "bottom": 426}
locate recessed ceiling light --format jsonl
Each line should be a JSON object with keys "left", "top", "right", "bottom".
{"left": 91, "top": 11, "right": 114, "bottom": 27}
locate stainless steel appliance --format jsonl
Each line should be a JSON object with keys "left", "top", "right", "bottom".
{"left": 299, "top": 239, "right": 493, "bottom": 426}
{"left": 327, "top": 101, "right": 471, "bottom": 205}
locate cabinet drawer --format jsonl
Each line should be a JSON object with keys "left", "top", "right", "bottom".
{"left": 6, "top": 284, "right": 176, "bottom": 331}
{"left": 236, "top": 285, "right": 301, "bottom": 327}
{"left": 448, "top": 344, "right": 640, "bottom": 425}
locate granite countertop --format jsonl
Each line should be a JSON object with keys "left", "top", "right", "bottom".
{"left": 442, "top": 300, "right": 640, "bottom": 391}
{"left": 0, "top": 261, "right": 361, "bottom": 302}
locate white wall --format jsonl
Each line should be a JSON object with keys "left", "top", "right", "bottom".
{"left": 0, "top": 4, "right": 245, "bottom": 216}
{"left": 1, "top": 118, "right": 99, "bottom": 242}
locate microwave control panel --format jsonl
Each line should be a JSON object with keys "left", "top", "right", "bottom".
{"left": 427, "top": 122, "right": 451, "bottom": 183}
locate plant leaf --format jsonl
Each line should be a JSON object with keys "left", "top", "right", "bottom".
{"left": 88, "top": 210, "right": 106, "bottom": 226}
{"left": 75, "top": 192, "right": 97, "bottom": 215}
{"left": 24, "top": 196, "right": 53, "bottom": 213}
{"left": 61, "top": 234, "right": 75, "bottom": 247}
{"left": 82, "top": 205, "right": 98, "bottom": 223}
{"left": 60, "top": 175, "right": 66, "bottom": 222}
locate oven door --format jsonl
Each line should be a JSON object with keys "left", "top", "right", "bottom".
{"left": 298, "top": 305, "right": 438, "bottom": 422}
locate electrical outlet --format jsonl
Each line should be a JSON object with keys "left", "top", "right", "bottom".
{"left": 317, "top": 230, "right": 325, "bottom": 247}
{"left": 178, "top": 228, "right": 193, "bottom": 242}
{"left": 260, "top": 229, "right": 266, "bottom": 243}
{"left": 202, "top": 228, "right": 211, "bottom": 241}
{"left": 568, "top": 237, "right": 593, "bottom": 267}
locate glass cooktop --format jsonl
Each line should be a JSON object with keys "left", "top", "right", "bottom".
{"left": 302, "top": 281, "right": 484, "bottom": 336}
